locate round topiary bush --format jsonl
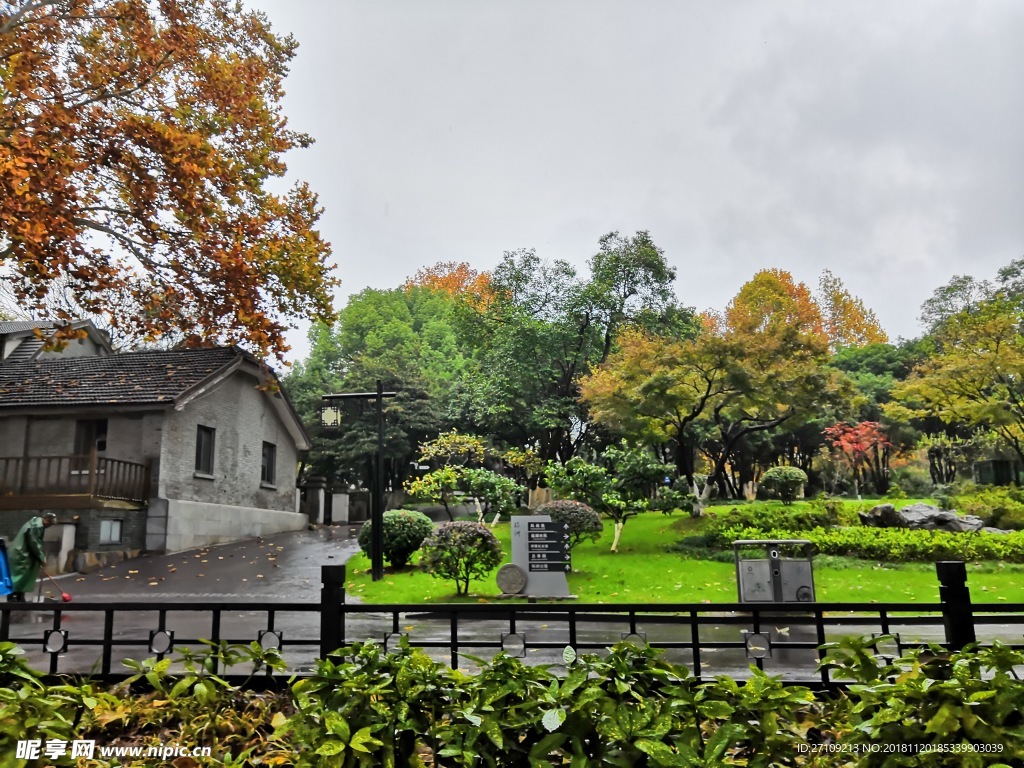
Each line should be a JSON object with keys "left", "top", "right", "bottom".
{"left": 420, "top": 521, "right": 503, "bottom": 595}
{"left": 533, "top": 499, "right": 603, "bottom": 549}
{"left": 759, "top": 466, "right": 808, "bottom": 505}
{"left": 358, "top": 509, "right": 435, "bottom": 568}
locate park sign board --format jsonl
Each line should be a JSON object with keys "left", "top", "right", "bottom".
{"left": 501, "top": 515, "right": 571, "bottom": 598}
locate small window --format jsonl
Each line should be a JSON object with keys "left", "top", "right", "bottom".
{"left": 195, "top": 425, "right": 215, "bottom": 475}
{"left": 261, "top": 441, "right": 277, "bottom": 486}
{"left": 99, "top": 519, "right": 122, "bottom": 545}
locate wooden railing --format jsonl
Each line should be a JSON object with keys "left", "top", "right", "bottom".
{"left": 0, "top": 454, "right": 149, "bottom": 504}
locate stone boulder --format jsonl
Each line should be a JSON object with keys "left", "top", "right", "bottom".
{"left": 859, "top": 502, "right": 996, "bottom": 533}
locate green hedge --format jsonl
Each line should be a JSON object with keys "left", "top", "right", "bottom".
{"left": 705, "top": 523, "right": 1024, "bottom": 563}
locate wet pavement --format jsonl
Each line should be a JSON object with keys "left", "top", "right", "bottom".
{"left": 4, "top": 527, "right": 1024, "bottom": 681}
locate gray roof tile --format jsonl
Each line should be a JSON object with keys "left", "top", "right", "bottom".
{"left": 0, "top": 347, "right": 242, "bottom": 408}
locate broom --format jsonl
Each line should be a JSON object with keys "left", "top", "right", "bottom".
{"left": 39, "top": 566, "right": 71, "bottom": 602}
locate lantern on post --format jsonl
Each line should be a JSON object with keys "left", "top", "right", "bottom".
{"left": 319, "top": 380, "right": 397, "bottom": 582}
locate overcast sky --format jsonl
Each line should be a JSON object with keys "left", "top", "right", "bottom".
{"left": 242, "top": 0, "right": 1024, "bottom": 363}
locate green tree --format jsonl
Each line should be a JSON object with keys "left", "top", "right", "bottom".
{"left": 890, "top": 295, "right": 1024, "bottom": 468}
{"left": 283, "top": 286, "right": 467, "bottom": 492}
{"left": 453, "top": 234, "right": 692, "bottom": 468}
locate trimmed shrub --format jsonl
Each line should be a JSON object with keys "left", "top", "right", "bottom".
{"left": 704, "top": 523, "right": 1024, "bottom": 563}
{"left": 420, "top": 521, "right": 503, "bottom": 595}
{"left": 759, "top": 466, "right": 807, "bottom": 505}
{"left": 956, "top": 487, "right": 1024, "bottom": 531}
{"left": 534, "top": 499, "right": 603, "bottom": 549}
{"left": 710, "top": 502, "right": 841, "bottom": 532}
{"left": 357, "top": 509, "right": 434, "bottom": 568}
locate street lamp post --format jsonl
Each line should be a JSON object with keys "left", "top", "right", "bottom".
{"left": 319, "top": 379, "right": 397, "bottom": 582}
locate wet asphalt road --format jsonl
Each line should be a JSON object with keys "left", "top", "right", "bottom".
{"left": 50, "top": 525, "right": 364, "bottom": 602}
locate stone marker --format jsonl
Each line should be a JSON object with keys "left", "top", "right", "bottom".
{"left": 500, "top": 515, "right": 572, "bottom": 597}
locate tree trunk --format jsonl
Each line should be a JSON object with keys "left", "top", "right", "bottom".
{"left": 610, "top": 520, "right": 625, "bottom": 552}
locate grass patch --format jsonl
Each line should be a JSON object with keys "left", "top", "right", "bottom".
{"left": 346, "top": 501, "right": 1024, "bottom": 604}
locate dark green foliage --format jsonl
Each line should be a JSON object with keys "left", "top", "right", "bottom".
{"left": 534, "top": 499, "right": 603, "bottom": 549}
{"left": 821, "top": 637, "right": 1024, "bottom": 766}
{"left": 759, "top": 466, "right": 808, "bottom": 505}
{"left": 357, "top": 509, "right": 435, "bottom": 568}
{"left": 420, "top": 521, "right": 504, "bottom": 595}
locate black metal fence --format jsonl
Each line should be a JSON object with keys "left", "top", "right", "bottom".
{"left": 1, "top": 561, "right": 1022, "bottom": 686}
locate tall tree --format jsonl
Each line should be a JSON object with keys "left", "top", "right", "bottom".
{"left": 453, "top": 233, "right": 687, "bottom": 466}
{"left": 283, "top": 286, "right": 465, "bottom": 491}
{"left": 890, "top": 295, "right": 1024, "bottom": 468}
{"left": 816, "top": 269, "right": 888, "bottom": 350}
{"left": 1, "top": 0, "right": 335, "bottom": 358}
{"left": 580, "top": 326, "right": 718, "bottom": 488}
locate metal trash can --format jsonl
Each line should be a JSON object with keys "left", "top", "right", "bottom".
{"left": 733, "top": 539, "right": 816, "bottom": 603}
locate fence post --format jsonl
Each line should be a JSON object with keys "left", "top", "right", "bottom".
{"left": 936, "top": 561, "right": 975, "bottom": 651}
{"left": 320, "top": 564, "right": 346, "bottom": 659}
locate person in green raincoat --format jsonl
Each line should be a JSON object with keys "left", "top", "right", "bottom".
{"left": 8, "top": 512, "right": 56, "bottom": 602}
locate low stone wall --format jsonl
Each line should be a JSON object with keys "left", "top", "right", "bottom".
{"left": 148, "top": 498, "right": 308, "bottom": 553}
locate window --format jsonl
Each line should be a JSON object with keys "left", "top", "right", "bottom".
{"left": 195, "top": 425, "right": 215, "bottom": 475}
{"left": 99, "top": 519, "right": 122, "bottom": 545}
{"left": 261, "top": 441, "right": 277, "bottom": 486}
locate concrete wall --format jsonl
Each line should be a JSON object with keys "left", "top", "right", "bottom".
{"left": 158, "top": 372, "right": 299, "bottom": 513}
{"left": 25, "top": 417, "right": 75, "bottom": 455}
{"left": 0, "top": 416, "right": 27, "bottom": 458}
{"left": 152, "top": 498, "right": 307, "bottom": 552}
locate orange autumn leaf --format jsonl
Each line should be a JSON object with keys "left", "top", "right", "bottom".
{"left": 0, "top": 0, "right": 338, "bottom": 360}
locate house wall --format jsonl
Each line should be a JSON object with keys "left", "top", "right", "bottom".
{"left": 158, "top": 372, "right": 299, "bottom": 512}
{"left": 0, "top": 416, "right": 28, "bottom": 457}
{"left": 0, "top": 412, "right": 164, "bottom": 462}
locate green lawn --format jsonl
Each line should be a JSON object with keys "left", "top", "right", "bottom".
{"left": 344, "top": 505, "right": 1024, "bottom": 604}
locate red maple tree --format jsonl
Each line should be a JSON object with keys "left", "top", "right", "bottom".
{"left": 823, "top": 421, "right": 892, "bottom": 494}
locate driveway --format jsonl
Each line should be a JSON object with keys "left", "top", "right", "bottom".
{"left": 49, "top": 526, "right": 363, "bottom": 602}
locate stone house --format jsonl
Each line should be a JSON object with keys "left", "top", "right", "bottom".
{"left": 0, "top": 327, "right": 311, "bottom": 571}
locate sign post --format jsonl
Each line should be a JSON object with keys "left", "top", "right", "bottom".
{"left": 320, "top": 380, "right": 397, "bottom": 582}
{"left": 501, "top": 515, "right": 572, "bottom": 598}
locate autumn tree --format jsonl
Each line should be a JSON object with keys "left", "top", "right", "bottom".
{"left": 580, "top": 326, "right": 719, "bottom": 490}
{"left": 405, "top": 261, "right": 494, "bottom": 309}
{"left": 823, "top": 421, "right": 892, "bottom": 495}
{"left": 690, "top": 270, "right": 843, "bottom": 501}
{"left": 890, "top": 295, "right": 1024, "bottom": 468}
{"left": 816, "top": 269, "right": 888, "bottom": 350}
{"left": 1, "top": 0, "right": 335, "bottom": 359}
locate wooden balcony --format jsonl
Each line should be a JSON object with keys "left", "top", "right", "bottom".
{"left": 0, "top": 454, "right": 150, "bottom": 510}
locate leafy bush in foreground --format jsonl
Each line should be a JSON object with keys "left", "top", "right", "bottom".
{"left": 5, "top": 638, "right": 1024, "bottom": 766}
